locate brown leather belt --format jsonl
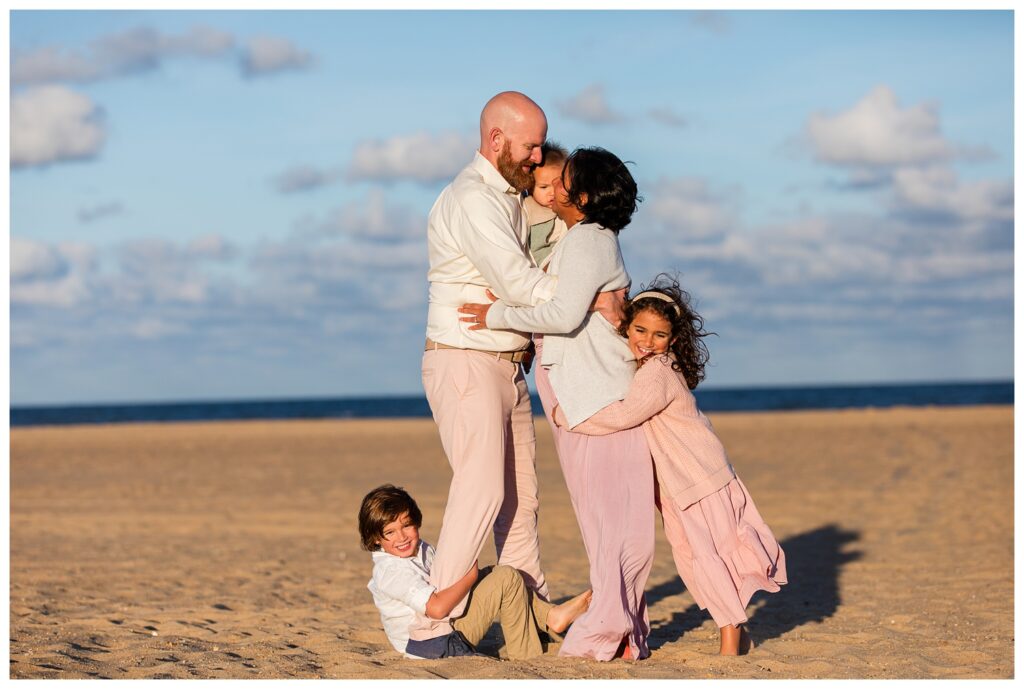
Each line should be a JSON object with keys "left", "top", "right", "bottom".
{"left": 425, "top": 337, "right": 530, "bottom": 363}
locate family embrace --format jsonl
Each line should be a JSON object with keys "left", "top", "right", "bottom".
{"left": 359, "top": 91, "right": 787, "bottom": 663}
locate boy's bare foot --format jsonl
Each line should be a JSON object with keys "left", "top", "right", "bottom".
{"left": 546, "top": 590, "right": 592, "bottom": 634}
{"left": 719, "top": 624, "right": 754, "bottom": 655}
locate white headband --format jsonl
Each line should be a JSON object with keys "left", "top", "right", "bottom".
{"left": 632, "top": 290, "right": 680, "bottom": 316}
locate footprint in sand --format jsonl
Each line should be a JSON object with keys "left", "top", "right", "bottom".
{"left": 68, "top": 641, "right": 109, "bottom": 655}
{"left": 56, "top": 649, "right": 96, "bottom": 665}
{"left": 34, "top": 662, "right": 64, "bottom": 671}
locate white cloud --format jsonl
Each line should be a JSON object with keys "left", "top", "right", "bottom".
{"left": 891, "top": 166, "right": 1013, "bottom": 223}
{"left": 557, "top": 84, "right": 626, "bottom": 125}
{"left": 11, "top": 237, "right": 67, "bottom": 282}
{"left": 623, "top": 166, "right": 1012, "bottom": 341}
{"left": 11, "top": 46, "right": 104, "bottom": 84}
{"left": 11, "top": 26, "right": 235, "bottom": 86}
{"left": 11, "top": 86, "right": 106, "bottom": 168}
{"left": 153, "top": 25, "right": 234, "bottom": 57}
{"left": 10, "top": 183, "right": 1013, "bottom": 399}
{"left": 108, "top": 235, "right": 239, "bottom": 306}
{"left": 10, "top": 238, "right": 96, "bottom": 308}
{"left": 130, "top": 318, "right": 188, "bottom": 340}
{"left": 901, "top": 250, "right": 1012, "bottom": 283}
{"left": 306, "top": 189, "right": 425, "bottom": 243}
{"left": 648, "top": 106, "right": 688, "bottom": 128}
{"left": 188, "top": 233, "right": 238, "bottom": 260}
{"left": 12, "top": 26, "right": 315, "bottom": 86}
{"left": 241, "top": 36, "right": 313, "bottom": 77}
{"left": 644, "top": 177, "right": 736, "bottom": 241}
{"left": 802, "top": 85, "right": 1010, "bottom": 239}
{"left": 274, "top": 165, "right": 340, "bottom": 193}
{"left": 806, "top": 85, "right": 954, "bottom": 168}
{"left": 78, "top": 201, "right": 124, "bottom": 223}
{"left": 11, "top": 226, "right": 427, "bottom": 349}
{"left": 253, "top": 235, "right": 425, "bottom": 280}
{"left": 348, "top": 131, "right": 475, "bottom": 184}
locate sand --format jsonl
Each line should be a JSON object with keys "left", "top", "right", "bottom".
{"left": 9, "top": 405, "right": 1013, "bottom": 679}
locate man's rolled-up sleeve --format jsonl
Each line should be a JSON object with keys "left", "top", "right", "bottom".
{"left": 456, "top": 193, "right": 556, "bottom": 307}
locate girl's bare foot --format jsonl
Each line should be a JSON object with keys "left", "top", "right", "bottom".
{"left": 546, "top": 590, "right": 593, "bottom": 634}
{"left": 613, "top": 635, "right": 632, "bottom": 660}
{"left": 719, "top": 624, "right": 754, "bottom": 655}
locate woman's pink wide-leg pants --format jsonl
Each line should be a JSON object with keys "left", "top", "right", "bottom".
{"left": 535, "top": 337, "right": 655, "bottom": 661}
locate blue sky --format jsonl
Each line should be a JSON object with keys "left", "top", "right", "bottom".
{"left": 9, "top": 9, "right": 1014, "bottom": 405}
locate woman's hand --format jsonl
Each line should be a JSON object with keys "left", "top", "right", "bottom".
{"left": 591, "top": 287, "right": 627, "bottom": 328}
{"left": 552, "top": 404, "right": 568, "bottom": 428}
{"left": 458, "top": 289, "right": 498, "bottom": 331}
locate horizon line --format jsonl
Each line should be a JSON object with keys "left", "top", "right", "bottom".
{"left": 10, "top": 378, "right": 1014, "bottom": 411}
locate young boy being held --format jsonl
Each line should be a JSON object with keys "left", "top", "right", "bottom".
{"left": 360, "top": 484, "right": 591, "bottom": 659}
{"left": 525, "top": 142, "right": 569, "bottom": 270}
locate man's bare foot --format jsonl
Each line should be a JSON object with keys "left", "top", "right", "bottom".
{"left": 719, "top": 624, "right": 754, "bottom": 655}
{"left": 546, "top": 590, "right": 592, "bottom": 634}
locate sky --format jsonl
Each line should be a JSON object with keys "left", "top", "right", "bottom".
{"left": 8, "top": 9, "right": 1015, "bottom": 405}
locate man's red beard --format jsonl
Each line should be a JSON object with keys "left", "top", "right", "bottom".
{"left": 496, "top": 140, "right": 535, "bottom": 193}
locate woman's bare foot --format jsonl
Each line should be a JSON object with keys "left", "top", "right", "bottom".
{"left": 719, "top": 624, "right": 754, "bottom": 655}
{"left": 546, "top": 590, "right": 593, "bottom": 634}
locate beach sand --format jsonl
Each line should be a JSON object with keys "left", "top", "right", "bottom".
{"left": 9, "top": 405, "right": 1013, "bottom": 679}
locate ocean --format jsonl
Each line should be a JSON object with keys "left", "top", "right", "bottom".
{"left": 9, "top": 380, "right": 1013, "bottom": 427}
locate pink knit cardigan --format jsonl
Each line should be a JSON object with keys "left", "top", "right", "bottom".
{"left": 556, "top": 354, "right": 735, "bottom": 508}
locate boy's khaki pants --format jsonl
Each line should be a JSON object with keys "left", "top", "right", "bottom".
{"left": 451, "top": 565, "right": 552, "bottom": 660}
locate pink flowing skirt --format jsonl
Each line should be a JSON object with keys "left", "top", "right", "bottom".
{"left": 534, "top": 337, "right": 655, "bottom": 661}
{"left": 659, "top": 475, "right": 787, "bottom": 628}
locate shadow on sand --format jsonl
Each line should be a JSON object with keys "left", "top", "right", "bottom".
{"left": 647, "top": 523, "right": 863, "bottom": 651}
{"left": 476, "top": 524, "right": 862, "bottom": 656}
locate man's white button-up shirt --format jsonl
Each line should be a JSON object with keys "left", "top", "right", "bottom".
{"left": 425, "top": 152, "right": 557, "bottom": 352}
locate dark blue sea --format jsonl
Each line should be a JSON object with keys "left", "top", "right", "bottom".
{"left": 9, "top": 380, "right": 1013, "bottom": 427}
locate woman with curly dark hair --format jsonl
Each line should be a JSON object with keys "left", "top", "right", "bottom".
{"left": 460, "top": 146, "right": 655, "bottom": 661}
{"left": 553, "top": 274, "right": 788, "bottom": 656}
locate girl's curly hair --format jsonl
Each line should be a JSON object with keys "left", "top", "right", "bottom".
{"left": 619, "top": 274, "right": 714, "bottom": 390}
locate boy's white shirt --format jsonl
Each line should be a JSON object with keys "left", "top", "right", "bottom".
{"left": 366, "top": 540, "right": 436, "bottom": 657}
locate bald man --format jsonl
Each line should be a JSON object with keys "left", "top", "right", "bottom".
{"left": 413, "top": 93, "right": 624, "bottom": 652}
{"left": 412, "top": 92, "right": 556, "bottom": 648}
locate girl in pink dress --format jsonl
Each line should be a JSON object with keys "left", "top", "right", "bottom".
{"left": 554, "top": 274, "right": 787, "bottom": 655}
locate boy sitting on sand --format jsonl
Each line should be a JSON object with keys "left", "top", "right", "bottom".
{"left": 359, "top": 484, "right": 591, "bottom": 659}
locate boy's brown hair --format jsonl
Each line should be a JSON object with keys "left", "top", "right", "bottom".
{"left": 358, "top": 484, "right": 423, "bottom": 551}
